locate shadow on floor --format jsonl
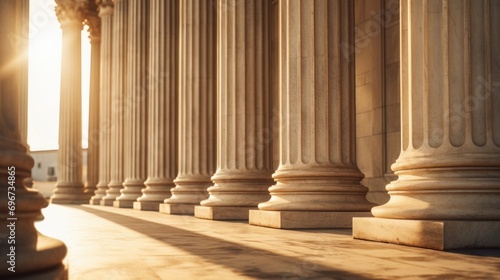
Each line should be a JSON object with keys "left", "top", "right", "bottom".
{"left": 70, "top": 205, "right": 371, "bottom": 280}
{"left": 448, "top": 249, "right": 500, "bottom": 258}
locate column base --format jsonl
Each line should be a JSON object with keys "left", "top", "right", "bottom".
{"left": 89, "top": 198, "right": 102, "bottom": 205}
{"left": 100, "top": 199, "right": 115, "bottom": 206}
{"left": 133, "top": 201, "right": 161, "bottom": 211}
{"left": 353, "top": 218, "right": 500, "bottom": 250}
{"left": 249, "top": 210, "right": 372, "bottom": 229}
{"left": 113, "top": 200, "right": 134, "bottom": 208}
{"left": 195, "top": 206, "right": 256, "bottom": 220}
{"left": 11, "top": 262, "right": 68, "bottom": 280}
{"left": 49, "top": 198, "right": 89, "bottom": 205}
{"left": 159, "top": 204, "right": 195, "bottom": 215}
{"left": 1, "top": 234, "right": 68, "bottom": 279}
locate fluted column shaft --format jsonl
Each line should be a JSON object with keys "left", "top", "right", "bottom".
{"left": 258, "top": 0, "right": 373, "bottom": 211}
{"left": 250, "top": 0, "right": 373, "bottom": 229}
{"left": 353, "top": 0, "right": 500, "bottom": 250}
{"left": 15, "top": 0, "right": 33, "bottom": 188}
{"left": 91, "top": 0, "right": 113, "bottom": 205}
{"left": 84, "top": 10, "right": 101, "bottom": 199}
{"left": 372, "top": 0, "right": 500, "bottom": 220}
{"left": 0, "top": 0, "right": 67, "bottom": 277}
{"left": 115, "top": 0, "right": 149, "bottom": 208}
{"left": 50, "top": 0, "right": 88, "bottom": 204}
{"left": 196, "top": 0, "right": 273, "bottom": 219}
{"left": 102, "top": 0, "right": 127, "bottom": 206}
{"left": 16, "top": 1, "right": 29, "bottom": 149}
{"left": 134, "top": 0, "right": 178, "bottom": 211}
{"left": 162, "top": 0, "right": 216, "bottom": 215}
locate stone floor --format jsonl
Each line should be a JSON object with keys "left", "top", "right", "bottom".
{"left": 35, "top": 204, "right": 500, "bottom": 280}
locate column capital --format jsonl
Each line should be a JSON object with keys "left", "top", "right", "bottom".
{"left": 97, "top": 0, "right": 114, "bottom": 17}
{"left": 85, "top": 14, "right": 101, "bottom": 44}
{"left": 55, "top": 0, "right": 88, "bottom": 28}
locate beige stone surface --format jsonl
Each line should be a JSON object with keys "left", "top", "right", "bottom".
{"left": 92, "top": 0, "right": 113, "bottom": 206}
{"left": 113, "top": 200, "right": 134, "bottom": 209}
{"left": 117, "top": 0, "right": 149, "bottom": 208}
{"left": 159, "top": 203, "right": 195, "bottom": 215}
{"left": 136, "top": 0, "right": 178, "bottom": 208}
{"left": 50, "top": 0, "right": 88, "bottom": 205}
{"left": 353, "top": 218, "right": 500, "bottom": 250}
{"left": 162, "top": 0, "right": 216, "bottom": 212}
{"left": 354, "top": 0, "right": 500, "bottom": 250}
{"left": 256, "top": 0, "right": 374, "bottom": 224}
{"left": 250, "top": 210, "right": 373, "bottom": 229}
{"left": 199, "top": 0, "right": 273, "bottom": 212}
{"left": 354, "top": 0, "right": 400, "bottom": 207}
{"left": 370, "top": 0, "right": 500, "bottom": 221}
{"left": 102, "top": 0, "right": 127, "bottom": 206}
{"left": 195, "top": 206, "right": 255, "bottom": 221}
{"left": 84, "top": 4, "right": 101, "bottom": 200}
{"left": 35, "top": 204, "right": 500, "bottom": 279}
{"left": 133, "top": 201, "right": 161, "bottom": 212}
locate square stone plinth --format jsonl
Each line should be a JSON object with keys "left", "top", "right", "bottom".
{"left": 195, "top": 206, "right": 255, "bottom": 220}
{"left": 352, "top": 217, "right": 500, "bottom": 250}
{"left": 113, "top": 200, "right": 134, "bottom": 208}
{"left": 159, "top": 204, "right": 196, "bottom": 215}
{"left": 49, "top": 198, "right": 89, "bottom": 205}
{"left": 100, "top": 199, "right": 115, "bottom": 206}
{"left": 89, "top": 198, "right": 102, "bottom": 205}
{"left": 249, "top": 210, "right": 373, "bottom": 229}
{"left": 133, "top": 201, "right": 161, "bottom": 211}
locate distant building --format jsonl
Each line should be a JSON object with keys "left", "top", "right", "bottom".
{"left": 30, "top": 149, "right": 87, "bottom": 182}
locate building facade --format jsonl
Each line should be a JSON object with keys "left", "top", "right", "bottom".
{"left": 1, "top": 0, "right": 499, "bottom": 278}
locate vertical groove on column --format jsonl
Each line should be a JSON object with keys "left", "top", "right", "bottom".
{"left": 424, "top": 0, "right": 443, "bottom": 148}
{"left": 17, "top": 0, "right": 29, "bottom": 147}
{"left": 135, "top": 0, "right": 178, "bottom": 210}
{"left": 469, "top": 1, "right": 487, "bottom": 146}
{"left": 116, "top": 0, "right": 149, "bottom": 208}
{"left": 492, "top": 0, "right": 500, "bottom": 146}
{"left": 372, "top": 0, "right": 500, "bottom": 220}
{"left": 163, "top": 0, "right": 216, "bottom": 208}
{"left": 92, "top": 1, "right": 113, "bottom": 205}
{"left": 257, "top": 0, "right": 374, "bottom": 212}
{"left": 448, "top": 0, "right": 466, "bottom": 147}
{"left": 401, "top": 0, "right": 409, "bottom": 151}
{"left": 199, "top": 0, "right": 273, "bottom": 209}
{"left": 84, "top": 6, "right": 101, "bottom": 198}
{"left": 410, "top": 0, "right": 424, "bottom": 149}
{"left": 102, "top": 0, "right": 127, "bottom": 206}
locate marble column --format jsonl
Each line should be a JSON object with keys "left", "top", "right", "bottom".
{"left": 0, "top": 0, "right": 67, "bottom": 277}
{"left": 114, "top": 0, "right": 149, "bottom": 208}
{"left": 160, "top": 0, "right": 216, "bottom": 215}
{"left": 134, "top": 0, "right": 178, "bottom": 211}
{"left": 91, "top": 0, "right": 113, "bottom": 205}
{"left": 13, "top": 0, "right": 33, "bottom": 188}
{"left": 50, "top": 0, "right": 89, "bottom": 204}
{"left": 249, "top": 0, "right": 374, "bottom": 229}
{"left": 353, "top": 0, "right": 500, "bottom": 250}
{"left": 84, "top": 5, "right": 101, "bottom": 199}
{"left": 101, "top": 0, "right": 126, "bottom": 206}
{"left": 195, "top": 0, "right": 273, "bottom": 221}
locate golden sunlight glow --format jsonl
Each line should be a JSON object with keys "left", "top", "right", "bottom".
{"left": 28, "top": 0, "right": 91, "bottom": 151}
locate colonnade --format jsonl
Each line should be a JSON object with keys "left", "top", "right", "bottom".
{"left": 42, "top": 0, "right": 500, "bottom": 252}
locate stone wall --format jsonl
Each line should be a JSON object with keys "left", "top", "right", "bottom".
{"left": 355, "top": 0, "right": 400, "bottom": 205}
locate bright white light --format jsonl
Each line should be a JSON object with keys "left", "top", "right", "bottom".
{"left": 28, "top": 0, "right": 91, "bottom": 151}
